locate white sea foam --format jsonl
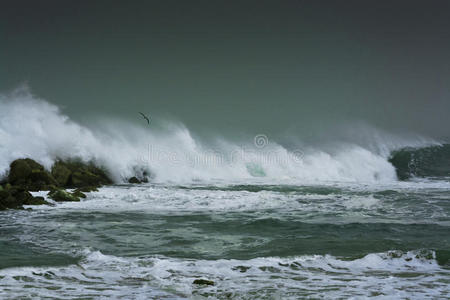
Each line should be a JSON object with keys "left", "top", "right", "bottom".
{"left": 25, "top": 182, "right": 450, "bottom": 226}
{"left": 0, "top": 249, "right": 448, "bottom": 299}
{"left": 0, "top": 86, "right": 438, "bottom": 184}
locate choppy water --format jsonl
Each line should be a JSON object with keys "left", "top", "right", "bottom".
{"left": 1, "top": 179, "right": 449, "bottom": 299}
{"left": 1, "top": 88, "right": 449, "bottom": 298}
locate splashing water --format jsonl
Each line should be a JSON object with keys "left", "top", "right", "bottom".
{"left": 1, "top": 86, "right": 440, "bottom": 184}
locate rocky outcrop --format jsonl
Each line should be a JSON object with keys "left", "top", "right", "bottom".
{"left": 128, "top": 166, "right": 151, "bottom": 184}
{"left": 127, "top": 176, "right": 150, "bottom": 184}
{"left": 51, "top": 161, "right": 72, "bottom": 186}
{"left": 0, "top": 158, "right": 113, "bottom": 210}
{"left": 51, "top": 160, "right": 112, "bottom": 188}
{"left": 48, "top": 189, "right": 81, "bottom": 202}
{"left": 8, "top": 158, "right": 57, "bottom": 191}
{"left": 128, "top": 176, "right": 141, "bottom": 184}
{"left": 0, "top": 184, "right": 50, "bottom": 210}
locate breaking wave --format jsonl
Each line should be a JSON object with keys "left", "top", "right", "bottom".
{"left": 0, "top": 86, "right": 442, "bottom": 184}
{"left": 0, "top": 248, "right": 448, "bottom": 299}
{"left": 389, "top": 144, "right": 450, "bottom": 179}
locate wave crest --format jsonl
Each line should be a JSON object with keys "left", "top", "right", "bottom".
{"left": 0, "top": 86, "right": 440, "bottom": 183}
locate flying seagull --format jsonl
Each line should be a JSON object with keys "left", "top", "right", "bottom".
{"left": 139, "top": 112, "right": 150, "bottom": 125}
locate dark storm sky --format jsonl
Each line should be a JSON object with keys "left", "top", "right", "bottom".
{"left": 1, "top": 0, "right": 450, "bottom": 139}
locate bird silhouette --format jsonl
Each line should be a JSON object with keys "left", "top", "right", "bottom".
{"left": 139, "top": 112, "right": 150, "bottom": 125}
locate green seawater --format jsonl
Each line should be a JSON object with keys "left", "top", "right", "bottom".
{"left": 0, "top": 181, "right": 449, "bottom": 299}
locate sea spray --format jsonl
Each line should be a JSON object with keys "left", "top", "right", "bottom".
{"left": 0, "top": 86, "right": 439, "bottom": 183}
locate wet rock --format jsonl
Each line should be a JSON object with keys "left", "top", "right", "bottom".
{"left": 51, "top": 161, "right": 72, "bottom": 186}
{"left": 75, "top": 186, "right": 99, "bottom": 193}
{"left": 48, "top": 189, "right": 80, "bottom": 202}
{"left": 193, "top": 279, "right": 215, "bottom": 286}
{"left": 53, "top": 160, "right": 112, "bottom": 188}
{"left": 71, "top": 171, "right": 99, "bottom": 187}
{"left": 131, "top": 166, "right": 152, "bottom": 183}
{"left": 0, "top": 186, "right": 50, "bottom": 210}
{"left": 24, "top": 196, "right": 49, "bottom": 206}
{"left": 11, "top": 188, "right": 35, "bottom": 204}
{"left": 128, "top": 176, "right": 141, "bottom": 184}
{"left": 28, "top": 170, "right": 58, "bottom": 191}
{"left": 71, "top": 190, "right": 86, "bottom": 199}
{"left": 1, "top": 158, "right": 112, "bottom": 210}
{"left": 8, "top": 158, "right": 43, "bottom": 183}
{"left": 0, "top": 189, "right": 17, "bottom": 209}
{"left": 8, "top": 159, "right": 56, "bottom": 191}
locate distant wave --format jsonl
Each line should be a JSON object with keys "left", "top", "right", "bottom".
{"left": 0, "top": 86, "right": 443, "bottom": 183}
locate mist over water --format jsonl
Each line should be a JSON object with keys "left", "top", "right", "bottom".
{"left": 0, "top": 86, "right": 441, "bottom": 184}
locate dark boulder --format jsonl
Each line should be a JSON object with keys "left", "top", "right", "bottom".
{"left": 48, "top": 189, "right": 80, "bottom": 202}
{"left": 11, "top": 188, "right": 34, "bottom": 204}
{"left": 131, "top": 166, "right": 151, "bottom": 183}
{"left": 51, "top": 160, "right": 112, "bottom": 188}
{"left": 75, "top": 186, "right": 99, "bottom": 193}
{"left": 27, "top": 170, "right": 57, "bottom": 191}
{"left": 0, "top": 185, "right": 50, "bottom": 210}
{"left": 8, "top": 159, "right": 56, "bottom": 191}
{"left": 128, "top": 176, "right": 141, "bottom": 184}
{"left": 25, "top": 196, "right": 49, "bottom": 205}
{"left": 0, "top": 188, "right": 18, "bottom": 210}
{"left": 71, "top": 171, "right": 101, "bottom": 187}
{"left": 51, "top": 161, "right": 72, "bottom": 186}
{"left": 192, "top": 279, "right": 215, "bottom": 286}
{"left": 71, "top": 190, "right": 86, "bottom": 199}
{"left": 8, "top": 158, "right": 44, "bottom": 183}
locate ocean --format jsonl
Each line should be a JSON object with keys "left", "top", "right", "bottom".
{"left": 0, "top": 89, "right": 449, "bottom": 299}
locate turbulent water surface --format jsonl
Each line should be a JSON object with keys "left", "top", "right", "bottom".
{"left": 1, "top": 180, "right": 450, "bottom": 299}
{"left": 1, "top": 89, "right": 450, "bottom": 299}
